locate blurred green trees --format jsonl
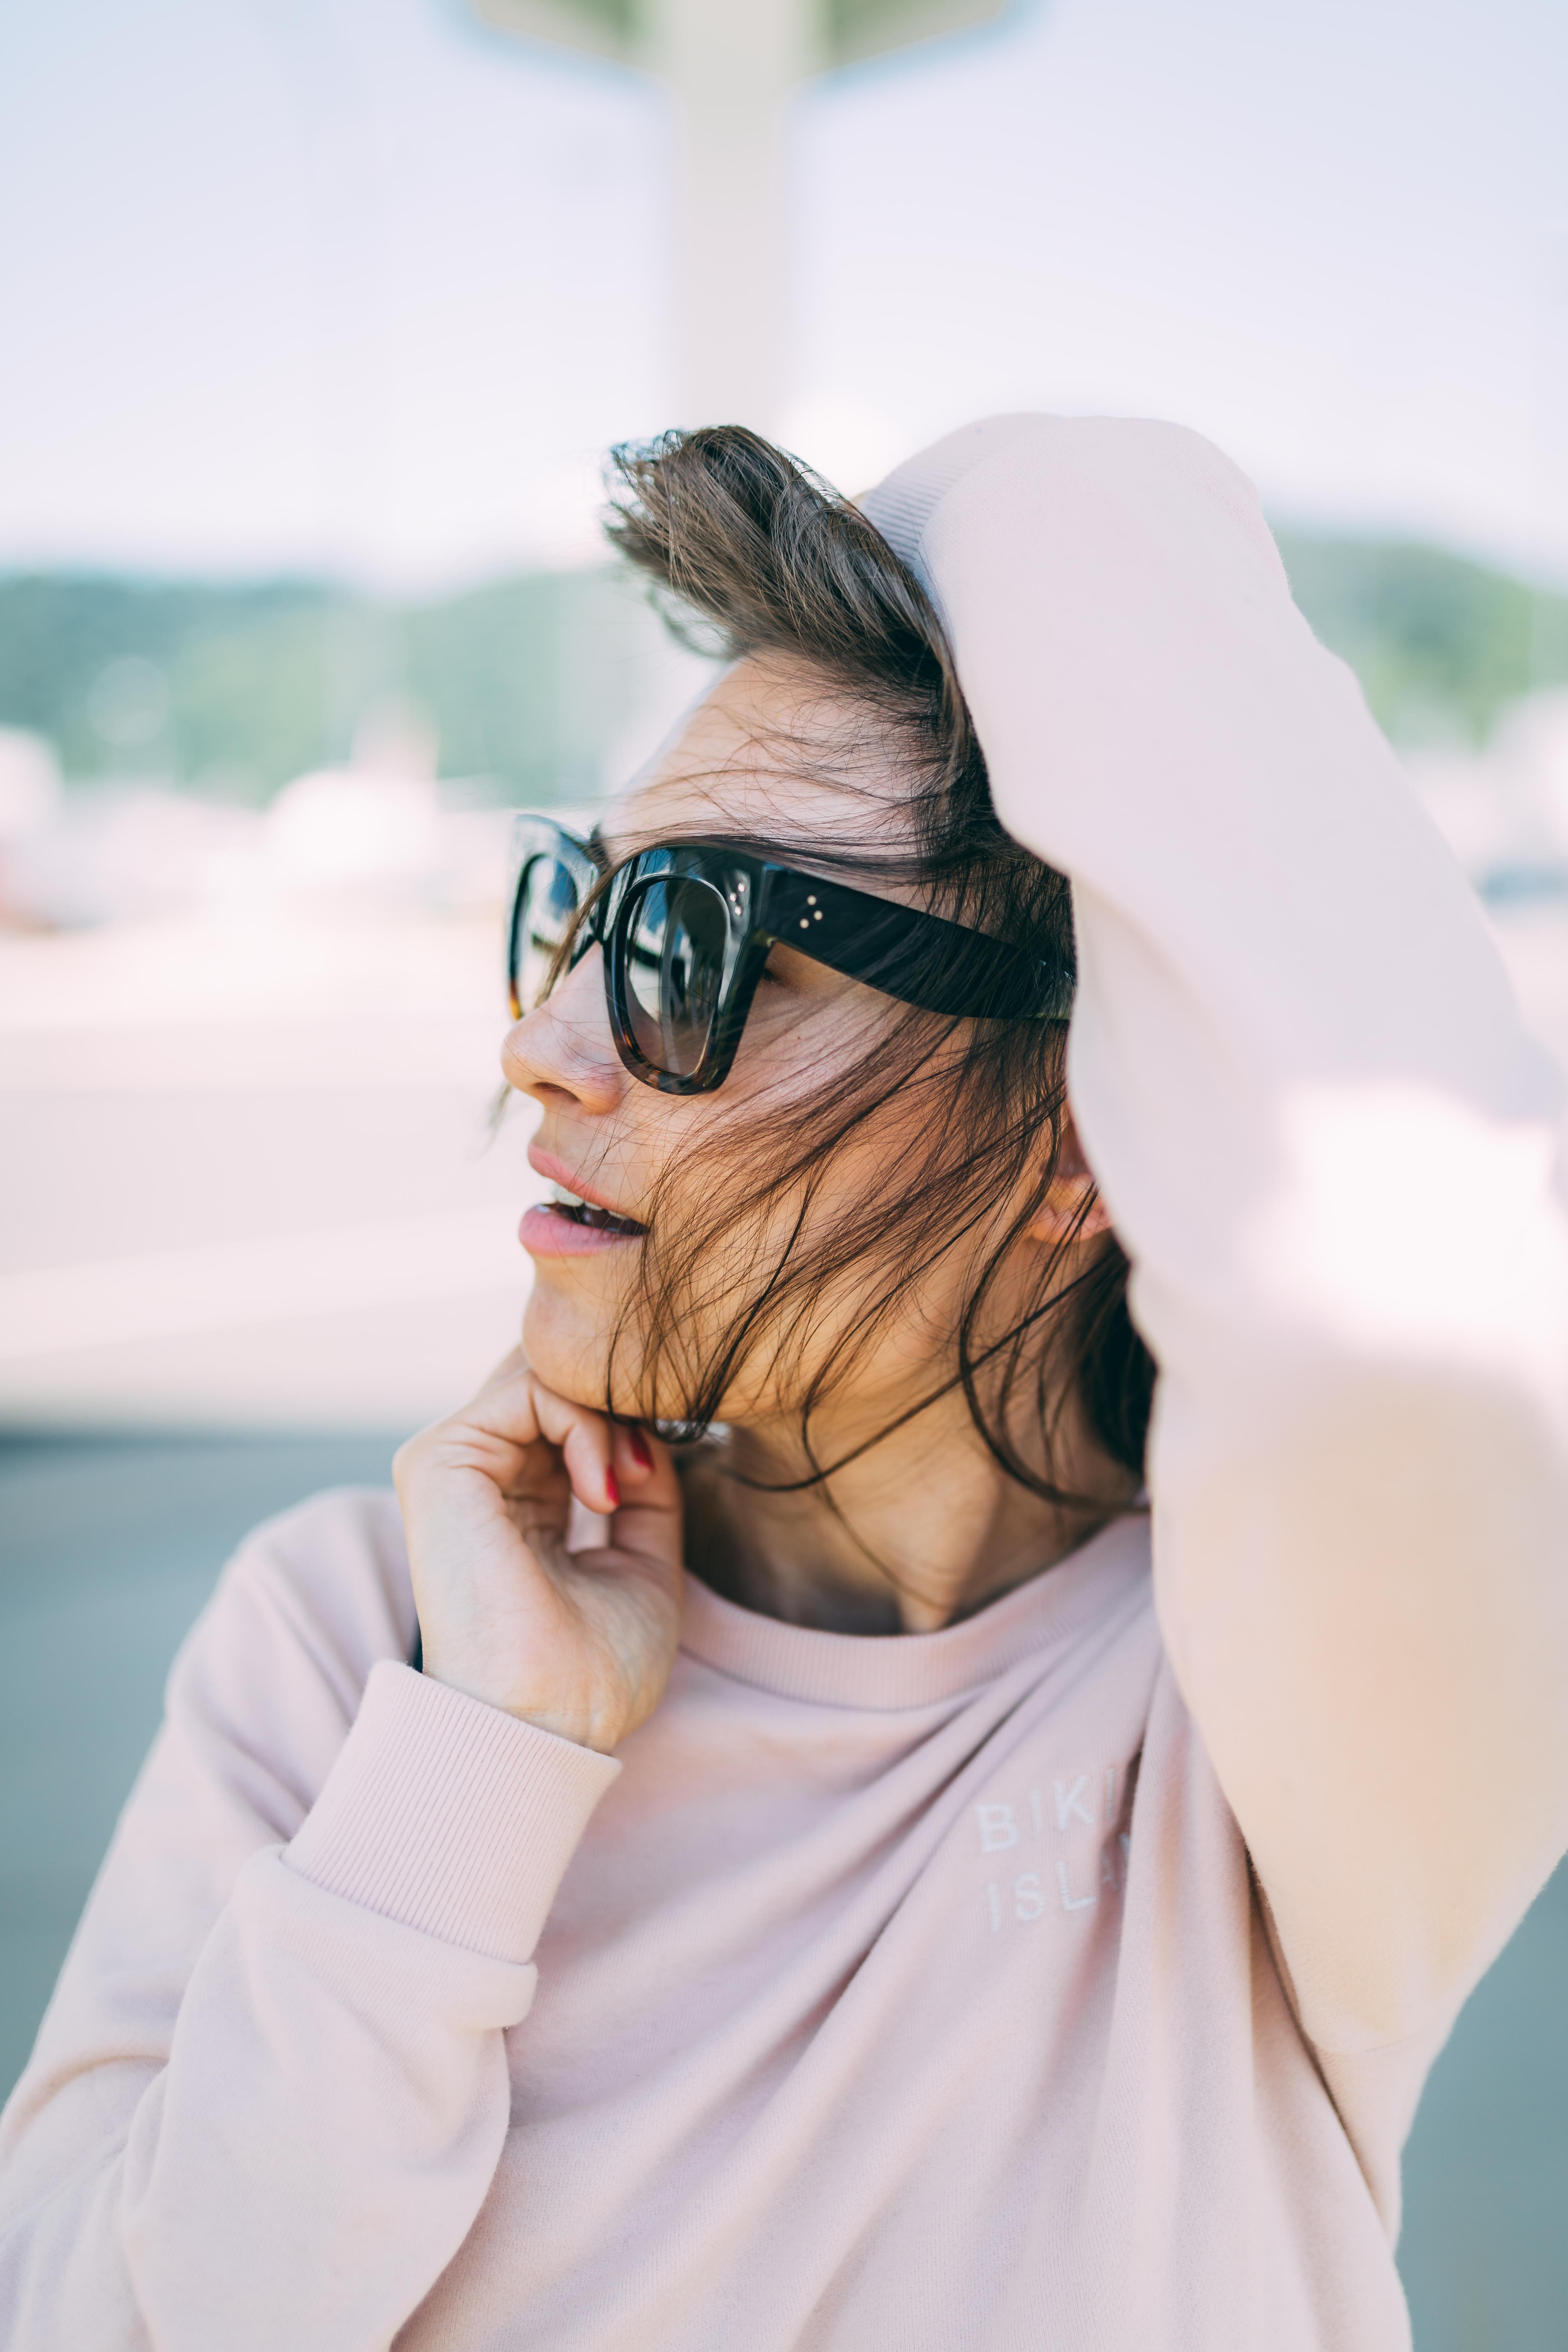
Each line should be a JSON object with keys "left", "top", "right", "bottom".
{"left": 1, "top": 534, "right": 1565, "bottom": 801}
{"left": 0, "top": 569, "right": 656, "bottom": 804}
{"left": 1273, "top": 532, "right": 1568, "bottom": 747}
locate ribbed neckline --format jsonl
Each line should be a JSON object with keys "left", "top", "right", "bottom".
{"left": 678, "top": 1513, "right": 1149, "bottom": 1712}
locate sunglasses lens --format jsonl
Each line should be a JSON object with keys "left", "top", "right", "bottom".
{"left": 512, "top": 854, "right": 582, "bottom": 1015}
{"left": 624, "top": 876, "right": 729, "bottom": 1078}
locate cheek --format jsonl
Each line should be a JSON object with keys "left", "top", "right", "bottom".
{"left": 669, "top": 1122, "right": 954, "bottom": 1419}
{"left": 732, "top": 979, "right": 880, "bottom": 1095}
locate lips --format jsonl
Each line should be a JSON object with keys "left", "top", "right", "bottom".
{"left": 540, "top": 1181, "right": 645, "bottom": 1238}
{"left": 520, "top": 1150, "right": 647, "bottom": 1260}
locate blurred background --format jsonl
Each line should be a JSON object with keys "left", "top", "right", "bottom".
{"left": 2, "top": 1, "right": 1567, "bottom": 2341}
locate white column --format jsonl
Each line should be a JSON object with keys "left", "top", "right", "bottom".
{"left": 650, "top": 0, "right": 816, "bottom": 434}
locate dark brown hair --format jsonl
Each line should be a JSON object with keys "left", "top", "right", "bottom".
{"left": 599, "top": 425, "right": 1153, "bottom": 1501}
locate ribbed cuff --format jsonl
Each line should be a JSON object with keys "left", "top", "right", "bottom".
{"left": 286, "top": 1662, "right": 621, "bottom": 1964}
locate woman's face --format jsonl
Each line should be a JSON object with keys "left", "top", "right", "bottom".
{"left": 504, "top": 654, "right": 1047, "bottom": 1438}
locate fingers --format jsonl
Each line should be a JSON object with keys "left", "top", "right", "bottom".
{"left": 463, "top": 1351, "right": 671, "bottom": 1528}
{"left": 507, "top": 1376, "right": 681, "bottom": 1578}
{"left": 523, "top": 1381, "right": 621, "bottom": 1517}
{"left": 602, "top": 1421, "right": 684, "bottom": 1580}
{"left": 409, "top": 1348, "right": 676, "bottom": 1547}
{"left": 610, "top": 1417, "right": 656, "bottom": 1495}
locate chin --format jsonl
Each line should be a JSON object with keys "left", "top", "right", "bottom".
{"left": 522, "top": 1283, "right": 623, "bottom": 1411}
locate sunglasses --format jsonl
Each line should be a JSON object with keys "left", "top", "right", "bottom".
{"left": 506, "top": 815, "right": 1074, "bottom": 1096}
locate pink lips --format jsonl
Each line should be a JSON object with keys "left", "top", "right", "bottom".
{"left": 519, "top": 1204, "right": 642, "bottom": 1258}
{"left": 521, "top": 1146, "right": 645, "bottom": 1259}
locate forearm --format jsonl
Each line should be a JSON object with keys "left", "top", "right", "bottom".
{"left": 0, "top": 1875, "right": 523, "bottom": 2352}
{"left": 0, "top": 1666, "right": 617, "bottom": 2352}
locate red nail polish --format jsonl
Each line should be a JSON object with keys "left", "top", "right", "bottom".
{"left": 628, "top": 1427, "right": 652, "bottom": 1470}
{"left": 605, "top": 1468, "right": 620, "bottom": 1510}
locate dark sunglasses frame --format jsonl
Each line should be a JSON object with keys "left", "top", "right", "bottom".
{"left": 506, "top": 815, "right": 1074, "bottom": 1096}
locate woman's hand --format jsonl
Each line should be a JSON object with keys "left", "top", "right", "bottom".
{"left": 393, "top": 1349, "right": 684, "bottom": 1754}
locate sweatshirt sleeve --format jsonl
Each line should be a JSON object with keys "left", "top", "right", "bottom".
{"left": 0, "top": 1491, "right": 619, "bottom": 2352}
{"left": 867, "top": 416, "right": 1568, "bottom": 2058}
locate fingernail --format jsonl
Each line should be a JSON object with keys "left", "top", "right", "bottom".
{"left": 628, "top": 1427, "right": 652, "bottom": 1471}
{"left": 605, "top": 1468, "right": 620, "bottom": 1510}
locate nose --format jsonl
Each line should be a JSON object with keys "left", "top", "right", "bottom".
{"left": 501, "top": 943, "right": 625, "bottom": 1116}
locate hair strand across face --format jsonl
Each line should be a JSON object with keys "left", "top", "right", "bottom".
{"left": 591, "top": 426, "right": 1154, "bottom": 1504}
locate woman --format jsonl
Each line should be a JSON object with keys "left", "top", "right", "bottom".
{"left": 3, "top": 416, "right": 1567, "bottom": 2352}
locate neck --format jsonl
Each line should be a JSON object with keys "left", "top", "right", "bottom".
{"left": 680, "top": 1385, "right": 1136, "bottom": 1636}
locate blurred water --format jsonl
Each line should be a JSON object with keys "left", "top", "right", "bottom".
{"left": 0, "top": 1430, "right": 403, "bottom": 2090}
{"left": 1399, "top": 1861, "right": 1568, "bottom": 2352}
{"left": 2, "top": 1431, "right": 1565, "bottom": 2346}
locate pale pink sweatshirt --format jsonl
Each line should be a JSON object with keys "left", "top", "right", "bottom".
{"left": 5, "top": 417, "right": 1568, "bottom": 2352}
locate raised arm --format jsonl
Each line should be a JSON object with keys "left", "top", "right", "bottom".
{"left": 868, "top": 415, "right": 1568, "bottom": 2055}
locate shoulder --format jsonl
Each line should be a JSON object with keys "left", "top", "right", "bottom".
{"left": 163, "top": 1487, "right": 416, "bottom": 1833}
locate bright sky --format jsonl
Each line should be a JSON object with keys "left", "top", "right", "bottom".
{"left": 1, "top": 0, "right": 1565, "bottom": 588}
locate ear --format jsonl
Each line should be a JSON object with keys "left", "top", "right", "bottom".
{"left": 1022, "top": 1110, "right": 1115, "bottom": 1247}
